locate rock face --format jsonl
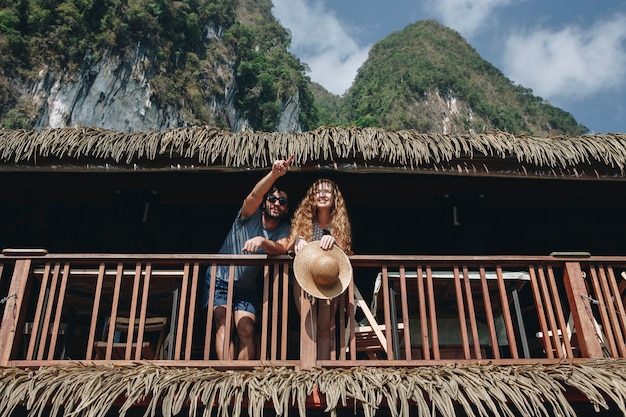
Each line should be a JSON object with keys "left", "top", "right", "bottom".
{"left": 24, "top": 48, "right": 301, "bottom": 133}
{"left": 276, "top": 91, "right": 301, "bottom": 133}
{"left": 31, "top": 52, "right": 178, "bottom": 131}
{"left": 414, "top": 90, "right": 474, "bottom": 134}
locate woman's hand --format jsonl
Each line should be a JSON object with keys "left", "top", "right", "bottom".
{"left": 319, "top": 234, "right": 336, "bottom": 250}
{"left": 293, "top": 234, "right": 336, "bottom": 253}
{"left": 294, "top": 236, "right": 307, "bottom": 253}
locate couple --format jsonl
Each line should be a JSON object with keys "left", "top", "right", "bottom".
{"left": 205, "top": 155, "right": 352, "bottom": 360}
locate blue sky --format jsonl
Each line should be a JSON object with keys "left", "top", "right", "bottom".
{"left": 272, "top": 0, "right": 626, "bottom": 134}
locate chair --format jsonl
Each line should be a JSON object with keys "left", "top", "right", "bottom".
{"left": 346, "top": 283, "right": 404, "bottom": 359}
{"left": 94, "top": 316, "right": 168, "bottom": 360}
{"left": 535, "top": 314, "right": 576, "bottom": 358}
{"left": 23, "top": 322, "right": 68, "bottom": 359}
{"left": 535, "top": 313, "right": 608, "bottom": 358}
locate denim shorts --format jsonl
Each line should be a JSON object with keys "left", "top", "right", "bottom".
{"left": 211, "top": 280, "right": 259, "bottom": 315}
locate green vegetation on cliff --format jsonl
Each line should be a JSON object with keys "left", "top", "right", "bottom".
{"left": 334, "top": 20, "right": 587, "bottom": 135}
{"left": 0, "top": 0, "right": 317, "bottom": 130}
{"left": 1, "top": 3, "right": 585, "bottom": 135}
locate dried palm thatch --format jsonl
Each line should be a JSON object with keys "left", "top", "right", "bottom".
{"left": 1, "top": 360, "right": 626, "bottom": 417}
{"left": 1, "top": 127, "right": 626, "bottom": 175}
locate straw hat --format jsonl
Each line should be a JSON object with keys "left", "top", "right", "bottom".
{"left": 293, "top": 241, "right": 352, "bottom": 299}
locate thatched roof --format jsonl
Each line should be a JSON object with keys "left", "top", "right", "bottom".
{"left": 1, "top": 361, "right": 625, "bottom": 417}
{"left": 1, "top": 126, "right": 626, "bottom": 179}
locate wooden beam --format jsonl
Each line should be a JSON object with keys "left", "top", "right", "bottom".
{"left": 563, "top": 262, "right": 604, "bottom": 358}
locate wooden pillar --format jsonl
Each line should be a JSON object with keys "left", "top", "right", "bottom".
{"left": 0, "top": 259, "right": 32, "bottom": 365}
{"left": 299, "top": 289, "right": 316, "bottom": 369}
{"left": 563, "top": 262, "right": 604, "bottom": 358}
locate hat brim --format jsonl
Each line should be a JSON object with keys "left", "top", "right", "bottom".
{"left": 293, "top": 241, "right": 352, "bottom": 299}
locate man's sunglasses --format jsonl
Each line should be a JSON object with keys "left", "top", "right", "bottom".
{"left": 267, "top": 195, "right": 288, "bottom": 206}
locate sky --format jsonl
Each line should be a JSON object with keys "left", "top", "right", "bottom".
{"left": 271, "top": 0, "right": 626, "bottom": 134}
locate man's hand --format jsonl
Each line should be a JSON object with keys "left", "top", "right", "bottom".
{"left": 242, "top": 236, "right": 266, "bottom": 253}
{"left": 272, "top": 154, "right": 294, "bottom": 177}
{"left": 242, "top": 154, "right": 294, "bottom": 218}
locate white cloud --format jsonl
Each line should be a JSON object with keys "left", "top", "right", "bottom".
{"left": 425, "top": 0, "right": 517, "bottom": 36}
{"left": 502, "top": 15, "right": 626, "bottom": 101}
{"left": 272, "top": 0, "right": 370, "bottom": 95}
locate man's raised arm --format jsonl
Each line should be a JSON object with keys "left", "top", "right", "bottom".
{"left": 241, "top": 155, "right": 294, "bottom": 218}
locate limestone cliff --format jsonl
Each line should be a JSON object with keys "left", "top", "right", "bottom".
{"left": 0, "top": 0, "right": 308, "bottom": 133}
{"left": 21, "top": 48, "right": 301, "bottom": 132}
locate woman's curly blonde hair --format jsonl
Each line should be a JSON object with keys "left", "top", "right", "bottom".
{"left": 289, "top": 179, "right": 353, "bottom": 255}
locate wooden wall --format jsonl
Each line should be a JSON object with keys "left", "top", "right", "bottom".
{"left": 0, "top": 170, "right": 624, "bottom": 256}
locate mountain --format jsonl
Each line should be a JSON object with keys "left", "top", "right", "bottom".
{"left": 0, "top": 0, "right": 316, "bottom": 132}
{"left": 322, "top": 20, "right": 588, "bottom": 136}
{"left": 0, "top": 2, "right": 586, "bottom": 135}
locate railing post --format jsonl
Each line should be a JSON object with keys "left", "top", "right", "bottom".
{"left": 563, "top": 262, "right": 604, "bottom": 358}
{"left": 299, "top": 290, "right": 316, "bottom": 369}
{"left": 0, "top": 259, "right": 32, "bottom": 365}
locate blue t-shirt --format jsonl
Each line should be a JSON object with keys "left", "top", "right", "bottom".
{"left": 206, "top": 208, "right": 290, "bottom": 292}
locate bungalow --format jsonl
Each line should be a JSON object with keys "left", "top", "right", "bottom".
{"left": 1, "top": 126, "right": 626, "bottom": 417}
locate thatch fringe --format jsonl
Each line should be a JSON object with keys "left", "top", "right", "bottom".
{"left": 1, "top": 360, "right": 626, "bottom": 417}
{"left": 1, "top": 127, "right": 626, "bottom": 172}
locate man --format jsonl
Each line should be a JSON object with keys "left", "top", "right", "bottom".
{"left": 206, "top": 155, "right": 293, "bottom": 360}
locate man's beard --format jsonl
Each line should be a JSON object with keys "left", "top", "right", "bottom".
{"left": 264, "top": 205, "right": 285, "bottom": 221}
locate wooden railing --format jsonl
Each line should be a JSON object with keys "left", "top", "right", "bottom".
{"left": 1, "top": 252, "right": 625, "bottom": 369}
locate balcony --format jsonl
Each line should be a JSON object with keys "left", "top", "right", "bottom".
{"left": 3, "top": 251, "right": 626, "bottom": 417}
{"left": 2, "top": 251, "right": 623, "bottom": 368}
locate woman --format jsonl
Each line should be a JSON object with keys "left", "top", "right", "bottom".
{"left": 289, "top": 178, "right": 353, "bottom": 359}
